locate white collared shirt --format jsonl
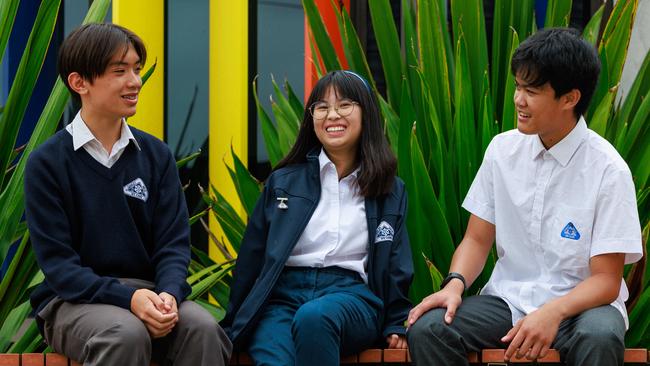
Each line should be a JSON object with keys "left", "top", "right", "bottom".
{"left": 66, "top": 111, "right": 140, "bottom": 168}
{"left": 463, "top": 117, "right": 642, "bottom": 328}
{"left": 286, "top": 149, "right": 369, "bottom": 282}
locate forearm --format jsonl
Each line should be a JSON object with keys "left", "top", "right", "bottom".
{"left": 448, "top": 237, "right": 492, "bottom": 288}
{"left": 446, "top": 214, "right": 495, "bottom": 292}
{"left": 544, "top": 271, "right": 622, "bottom": 321}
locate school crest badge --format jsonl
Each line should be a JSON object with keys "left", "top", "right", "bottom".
{"left": 375, "top": 221, "right": 394, "bottom": 243}
{"left": 561, "top": 222, "right": 580, "bottom": 240}
{"left": 123, "top": 178, "right": 149, "bottom": 202}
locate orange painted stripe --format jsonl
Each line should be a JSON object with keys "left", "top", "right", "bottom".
{"left": 304, "top": 0, "right": 350, "bottom": 101}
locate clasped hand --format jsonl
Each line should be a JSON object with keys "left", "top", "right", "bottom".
{"left": 502, "top": 305, "right": 562, "bottom": 361}
{"left": 130, "top": 289, "right": 179, "bottom": 338}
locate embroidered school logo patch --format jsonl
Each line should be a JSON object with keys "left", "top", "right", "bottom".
{"left": 561, "top": 222, "right": 580, "bottom": 240}
{"left": 375, "top": 221, "right": 394, "bottom": 243}
{"left": 123, "top": 178, "right": 148, "bottom": 202}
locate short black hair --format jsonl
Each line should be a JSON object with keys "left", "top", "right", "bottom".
{"left": 58, "top": 23, "right": 146, "bottom": 104}
{"left": 275, "top": 70, "right": 397, "bottom": 197}
{"left": 511, "top": 27, "right": 600, "bottom": 117}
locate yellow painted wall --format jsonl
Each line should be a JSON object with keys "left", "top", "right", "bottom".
{"left": 113, "top": 1, "right": 165, "bottom": 139}
{"left": 209, "top": 1, "right": 248, "bottom": 259}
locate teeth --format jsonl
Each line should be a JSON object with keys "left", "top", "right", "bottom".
{"left": 326, "top": 126, "right": 345, "bottom": 132}
{"left": 123, "top": 95, "right": 137, "bottom": 100}
{"left": 518, "top": 112, "right": 530, "bottom": 118}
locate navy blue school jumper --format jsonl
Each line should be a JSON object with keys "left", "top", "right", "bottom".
{"left": 221, "top": 148, "right": 414, "bottom": 355}
{"left": 24, "top": 128, "right": 191, "bottom": 330}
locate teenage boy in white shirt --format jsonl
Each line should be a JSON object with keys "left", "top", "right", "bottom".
{"left": 406, "top": 27, "right": 643, "bottom": 366}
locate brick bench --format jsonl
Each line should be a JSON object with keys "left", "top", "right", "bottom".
{"left": 0, "top": 349, "right": 646, "bottom": 365}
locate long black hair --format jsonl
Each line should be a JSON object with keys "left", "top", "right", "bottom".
{"left": 274, "top": 70, "right": 397, "bottom": 198}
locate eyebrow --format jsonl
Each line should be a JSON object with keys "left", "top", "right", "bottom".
{"left": 108, "top": 59, "right": 141, "bottom": 67}
{"left": 515, "top": 80, "right": 538, "bottom": 89}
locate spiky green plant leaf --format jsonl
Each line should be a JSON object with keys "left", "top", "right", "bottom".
{"left": 368, "top": 0, "right": 403, "bottom": 109}
{"left": 301, "top": 0, "right": 342, "bottom": 71}
{"left": 544, "top": 0, "right": 573, "bottom": 27}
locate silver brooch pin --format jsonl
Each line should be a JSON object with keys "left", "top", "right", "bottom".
{"left": 277, "top": 197, "right": 289, "bottom": 209}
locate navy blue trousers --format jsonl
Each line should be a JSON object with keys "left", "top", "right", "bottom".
{"left": 247, "top": 266, "right": 383, "bottom": 366}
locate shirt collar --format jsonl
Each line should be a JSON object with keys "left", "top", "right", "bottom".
{"left": 67, "top": 111, "right": 140, "bottom": 151}
{"left": 531, "top": 116, "right": 588, "bottom": 167}
{"left": 318, "top": 148, "right": 360, "bottom": 178}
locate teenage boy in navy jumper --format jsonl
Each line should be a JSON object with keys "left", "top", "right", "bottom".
{"left": 23, "top": 23, "right": 231, "bottom": 366}
{"left": 407, "top": 28, "right": 642, "bottom": 366}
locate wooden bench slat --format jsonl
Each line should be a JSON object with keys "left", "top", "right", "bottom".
{"left": 340, "top": 353, "right": 358, "bottom": 363}
{"left": 22, "top": 353, "right": 45, "bottom": 366}
{"left": 237, "top": 352, "right": 253, "bottom": 365}
{"left": 44, "top": 353, "right": 68, "bottom": 366}
{"left": 383, "top": 349, "right": 407, "bottom": 362}
{"left": 0, "top": 354, "right": 19, "bottom": 366}
{"left": 482, "top": 349, "right": 561, "bottom": 363}
{"left": 357, "top": 349, "right": 382, "bottom": 363}
{"left": 30, "top": 349, "right": 650, "bottom": 365}
{"left": 624, "top": 348, "right": 648, "bottom": 363}
{"left": 467, "top": 351, "right": 479, "bottom": 363}
{"left": 482, "top": 348, "right": 649, "bottom": 363}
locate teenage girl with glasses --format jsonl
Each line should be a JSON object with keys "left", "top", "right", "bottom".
{"left": 221, "top": 70, "right": 414, "bottom": 365}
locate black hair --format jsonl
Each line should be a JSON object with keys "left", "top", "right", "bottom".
{"left": 58, "top": 23, "right": 147, "bottom": 104}
{"left": 511, "top": 27, "right": 600, "bottom": 117}
{"left": 275, "top": 70, "right": 397, "bottom": 198}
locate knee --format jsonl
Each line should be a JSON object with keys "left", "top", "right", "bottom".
{"left": 573, "top": 326, "right": 623, "bottom": 350}
{"left": 407, "top": 309, "right": 448, "bottom": 345}
{"left": 115, "top": 319, "right": 151, "bottom": 346}
{"left": 292, "top": 302, "right": 338, "bottom": 335}
{"left": 177, "top": 302, "right": 220, "bottom": 339}
{"left": 89, "top": 317, "right": 150, "bottom": 352}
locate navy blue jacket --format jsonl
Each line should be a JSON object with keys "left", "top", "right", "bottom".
{"left": 221, "top": 149, "right": 413, "bottom": 349}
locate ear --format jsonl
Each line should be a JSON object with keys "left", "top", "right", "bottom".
{"left": 67, "top": 72, "right": 89, "bottom": 95}
{"left": 562, "top": 89, "right": 581, "bottom": 111}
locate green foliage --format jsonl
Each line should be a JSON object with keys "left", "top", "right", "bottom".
{"left": 206, "top": 0, "right": 650, "bottom": 347}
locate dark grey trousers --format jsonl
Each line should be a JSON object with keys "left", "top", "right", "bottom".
{"left": 407, "top": 295, "right": 626, "bottom": 366}
{"left": 38, "top": 279, "right": 232, "bottom": 366}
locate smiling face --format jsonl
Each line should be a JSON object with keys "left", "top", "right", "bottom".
{"left": 72, "top": 45, "right": 142, "bottom": 124}
{"left": 312, "top": 86, "right": 363, "bottom": 161}
{"left": 514, "top": 74, "right": 579, "bottom": 148}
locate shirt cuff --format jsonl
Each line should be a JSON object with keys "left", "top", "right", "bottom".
{"left": 462, "top": 196, "right": 495, "bottom": 224}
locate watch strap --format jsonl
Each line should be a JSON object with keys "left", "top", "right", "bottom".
{"left": 441, "top": 272, "right": 466, "bottom": 291}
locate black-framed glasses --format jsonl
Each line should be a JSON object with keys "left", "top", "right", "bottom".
{"left": 309, "top": 99, "right": 359, "bottom": 120}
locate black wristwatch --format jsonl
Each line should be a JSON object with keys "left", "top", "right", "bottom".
{"left": 441, "top": 272, "right": 466, "bottom": 291}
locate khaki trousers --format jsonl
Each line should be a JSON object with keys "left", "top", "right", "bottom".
{"left": 37, "top": 279, "right": 232, "bottom": 366}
